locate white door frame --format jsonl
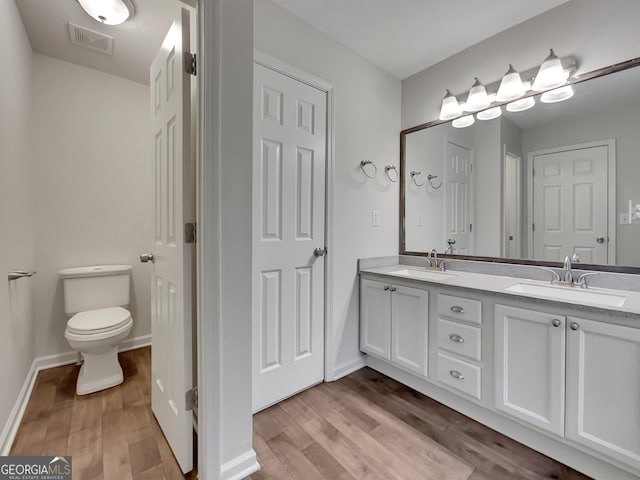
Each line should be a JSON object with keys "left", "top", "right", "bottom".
{"left": 526, "top": 139, "right": 616, "bottom": 263}
{"left": 502, "top": 146, "right": 522, "bottom": 258}
{"left": 253, "top": 49, "right": 337, "bottom": 382}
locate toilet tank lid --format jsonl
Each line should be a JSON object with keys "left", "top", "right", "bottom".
{"left": 58, "top": 265, "right": 132, "bottom": 279}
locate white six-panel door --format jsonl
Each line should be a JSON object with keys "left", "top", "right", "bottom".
{"left": 148, "top": 7, "right": 193, "bottom": 473}
{"left": 445, "top": 141, "right": 472, "bottom": 254}
{"left": 252, "top": 63, "right": 327, "bottom": 412}
{"left": 532, "top": 145, "right": 608, "bottom": 263}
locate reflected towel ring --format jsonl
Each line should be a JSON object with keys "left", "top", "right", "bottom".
{"left": 427, "top": 174, "right": 442, "bottom": 189}
{"left": 384, "top": 165, "right": 398, "bottom": 182}
{"left": 410, "top": 170, "right": 426, "bottom": 187}
{"left": 360, "top": 160, "right": 378, "bottom": 179}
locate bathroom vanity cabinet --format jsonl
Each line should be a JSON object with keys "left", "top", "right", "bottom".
{"left": 359, "top": 268, "right": 640, "bottom": 479}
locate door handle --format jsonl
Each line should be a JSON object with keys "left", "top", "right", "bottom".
{"left": 140, "top": 253, "right": 155, "bottom": 263}
{"left": 596, "top": 237, "right": 605, "bottom": 244}
{"left": 314, "top": 247, "right": 327, "bottom": 257}
{"left": 447, "top": 238, "right": 456, "bottom": 245}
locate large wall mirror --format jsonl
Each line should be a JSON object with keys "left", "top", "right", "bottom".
{"left": 400, "top": 59, "right": 640, "bottom": 271}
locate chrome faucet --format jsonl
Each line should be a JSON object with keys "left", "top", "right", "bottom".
{"left": 426, "top": 249, "right": 440, "bottom": 270}
{"left": 563, "top": 256, "right": 573, "bottom": 284}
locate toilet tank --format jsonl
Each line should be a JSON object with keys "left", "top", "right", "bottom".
{"left": 59, "top": 265, "right": 133, "bottom": 315}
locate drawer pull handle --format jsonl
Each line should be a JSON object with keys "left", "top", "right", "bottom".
{"left": 449, "top": 370, "right": 465, "bottom": 380}
{"left": 449, "top": 334, "right": 465, "bottom": 344}
{"left": 450, "top": 306, "right": 465, "bottom": 314}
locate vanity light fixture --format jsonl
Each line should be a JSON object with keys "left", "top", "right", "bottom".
{"left": 465, "top": 78, "right": 491, "bottom": 112}
{"left": 540, "top": 85, "right": 574, "bottom": 103}
{"left": 439, "top": 90, "right": 463, "bottom": 120}
{"left": 77, "top": 0, "right": 135, "bottom": 25}
{"left": 452, "top": 115, "right": 475, "bottom": 128}
{"left": 506, "top": 96, "right": 535, "bottom": 112}
{"left": 496, "top": 64, "right": 526, "bottom": 102}
{"left": 532, "top": 49, "right": 567, "bottom": 91}
{"left": 477, "top": 106, "right": 502, "bottom": 121}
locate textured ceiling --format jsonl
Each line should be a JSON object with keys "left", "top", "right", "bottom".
{"left": 271, "top": 0, "right": 571, "bottom": 79}
{"left": 16, "top": 0, "right": 177, "bottom": 85}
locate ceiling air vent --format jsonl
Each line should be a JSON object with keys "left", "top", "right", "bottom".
{"left": 68, "top": 23, "right": 114, "bottom": 55}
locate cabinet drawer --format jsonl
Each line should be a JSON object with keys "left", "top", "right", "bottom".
{"left": 437, "top": 353, "right": 481, "bottom": 400}
{"left": 437, "top": 319, "right": 481, "bottom": 361}
{"left": 438, "top": 294, "right": 481, "bottom": 324}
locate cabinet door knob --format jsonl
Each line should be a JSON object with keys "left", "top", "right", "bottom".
{"left": 390, "top": 287, "right": 397, "bottom": 292}
{"left": 449, "top": 370, "right": 464, "bottom": 380}
{"left": 570, "top": 322, "right": 579, "bottom": 331}
{"left": 383, "top": 286, "right": 390, "bottom": 291}
{"left": 450, "top": 305, "right": 465, "bottom": 314}
{"left": 449, "top": 334, "right": 465, "bottom": 344}
{"left": 552, "top": 319, "right": 562, "bottom": 327}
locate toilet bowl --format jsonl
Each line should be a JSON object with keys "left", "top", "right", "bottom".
{"left": 65, "top": 307, "right": 133, "bottom": 395}
{"left": 59, "top": 265, "right": 134, "bottom": 395}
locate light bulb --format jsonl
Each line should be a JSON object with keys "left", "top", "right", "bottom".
{"left": 477, "top": 106, "right": 502, "bottom": 121}
{"left": 532, "top": 49, "right": 567, "bottom": 91}
{"left": 506, "top": 97, "right": 535, "bottom": 113}
{"left": 439, "top": 90, "right": 462, "bottom": 121}
{"left": 465, "top": 78, "right": 490, "bottom": 112}
{"left": 452, "top": 115, "right": 475, "bottom": 128}
{"left": 77, "top": 0, "right": 134, "bottom": 25}
{"left": 496, "top": 64, "right": 526, "bottom": 102}
{"left": 540, "top": 85, "right": 574, "bottom": 103}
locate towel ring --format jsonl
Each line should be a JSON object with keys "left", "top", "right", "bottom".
{"left": 360, "top": 160, "right": 378, "bottom": 179}
{"left": 410, "top": 170, "right": 426, "bottom": 187}
{"left": 384, "top": 165, "right": 398, "bottom": 182}
{"left": 427, "top": 174, "right": 443, "bottom": 189}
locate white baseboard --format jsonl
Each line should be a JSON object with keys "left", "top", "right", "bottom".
{"left": 0, "top": 334, "right": 152, "bottom": 455}
{"left": 333, "top": 356, "right": 365, "bottom": 380}
{"left": 0, "top": 360, "right": 38, "bottom": 456}
{"left": 220, "top": 449, "right": 260, "bottom": 480}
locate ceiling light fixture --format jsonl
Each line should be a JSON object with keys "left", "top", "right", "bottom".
{"left": 496, "top": 64, "right": 526, "bottom": 102}
{"left": 540, "top": 85, "right": 574, "bottom": 103}
{"left": 465, "top": 78, "right": 490, "bottom": 112}
{"left": 438, "top": 90, "right": 463, "bottom": 121}
{"left": 532, "top": 49, "right": 567, "bottom": 91}
{"left": 77, "top": 0, "right": 134, "bottom": 26}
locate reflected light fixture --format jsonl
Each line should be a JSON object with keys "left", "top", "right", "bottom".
{"left": 496, "top": 64, "right": 526, "bottom": 102}
{"left": 439, "top": 90, "right": 463, "bottom": 121}
{"left": 532, "top": 49, "right": 567, "bottom": 91}
{"left": 77, "top": 0, "right": 135, "bottom": 25}
{"left": 540, "top": 85, "right": 574, "bottom": 103}
{"left": 465, "top": 78, "right": 490, "bottom": 112}
{"left": 477, "top": 106, "right": 502, "bottom": 121}
{"left": 506, "top": 96, "right": 535, "bottom": 112}
{"left": 452, "top": 115, "right": 475, "bottom": 128}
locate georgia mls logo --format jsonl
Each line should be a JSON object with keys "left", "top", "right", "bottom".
{"left": 0, "top": 456, "right": 72, "bottom": 480}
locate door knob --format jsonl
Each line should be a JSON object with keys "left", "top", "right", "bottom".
{"left": 314, "top": 247, "right": 327, "bottom": 257}
{"left": 140, "top": 253, "right": 155, "bottom": 263}
{"left": 447, "top": 238, "right": 456, "bottom": 245}
{"left": 596, "top": 237, "right": 605, "bottom": 244}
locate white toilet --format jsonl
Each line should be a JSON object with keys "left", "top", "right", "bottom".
{"left": 59, "top": 265, "right": 134, "bottom": 395}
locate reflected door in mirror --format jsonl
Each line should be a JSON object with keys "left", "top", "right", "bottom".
{"left": 445, "top": 141, "right": 472, "bottom": 254}
{"left": 531, "top": 144, "right": 608, "bottom": 264}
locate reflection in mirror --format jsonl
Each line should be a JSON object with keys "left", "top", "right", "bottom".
{"left": 402, "top": 61, "right": 640, "bottom": 268}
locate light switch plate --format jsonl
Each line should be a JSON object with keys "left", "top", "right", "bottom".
{"left": 372, "top": 210, "right": 380, "bottom": 227}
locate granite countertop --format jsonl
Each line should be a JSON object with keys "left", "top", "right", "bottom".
{"left": 359, "top": 260, "right": 640, "bottom": 318}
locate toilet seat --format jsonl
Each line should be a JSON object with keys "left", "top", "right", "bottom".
{"left": 66, "top": 307, "right": 132, "bottom": 335}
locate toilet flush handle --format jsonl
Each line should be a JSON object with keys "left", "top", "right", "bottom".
{"left": 140, "top": 253, "right": 155, "bottom": 263}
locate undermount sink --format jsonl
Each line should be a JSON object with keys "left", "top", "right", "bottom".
{"left": 388, "top": 268, "right": 457, "bottom": 281}
{"left": 505, "top": 282, "right": 626, "bottom": 307}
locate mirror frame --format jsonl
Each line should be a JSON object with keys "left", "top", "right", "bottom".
{"left": 399, "top": 57, "right": 640, "bottom": 274}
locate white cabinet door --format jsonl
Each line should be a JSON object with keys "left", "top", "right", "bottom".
{"left": 494, "top": 305, "right": 565, "bottom": 436}
{"left": 360, "top": 278, "right": 391, "bottom": 360}
{"left": 391, "top": 285, "right": 428, "bottom": 377}
{"left": 566, "top": 318, "right": 640, "bottom": 470}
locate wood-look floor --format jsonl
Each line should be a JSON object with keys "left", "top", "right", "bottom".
{"left": 10, "top": 347, "right": 195, "bottom": 480}
{"left": 249, "top": 367, "right": 592, "bottom": 480}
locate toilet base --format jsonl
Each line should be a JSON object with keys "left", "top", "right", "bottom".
{"left": 76, "top": 348, "right": 124, "bottom": 395}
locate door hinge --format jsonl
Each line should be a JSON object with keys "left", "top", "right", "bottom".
{"left": 532, "top": 223, "right": 535, "bottom": 231}
{"left": 186, "top": 386, "right": 198, "bottom": 411}
{"left": 469, "top": 223, "right": 473, "bottom": 232}
{"left": 184, "top": 52, "right": 197, "bottom": 76}
{"left": 185, "top": 222, "right": 197, "bottom": 244}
